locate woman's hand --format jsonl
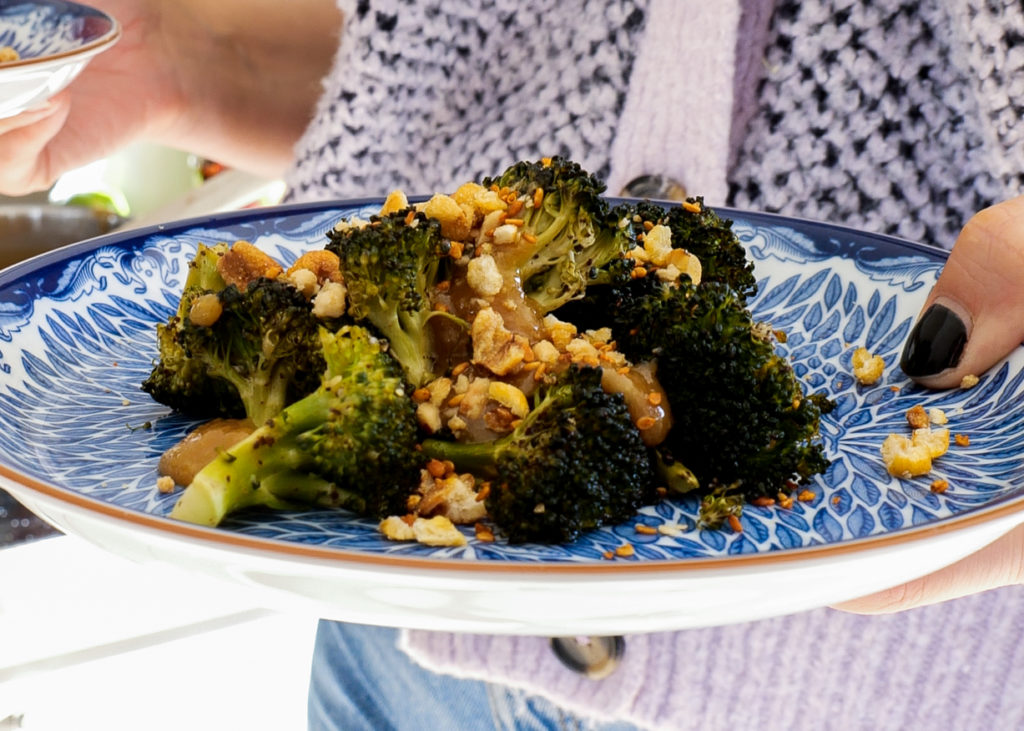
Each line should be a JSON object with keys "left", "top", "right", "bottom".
{"left": 838, "top": 194, "right": 1024, "bottom": 613}
{"left": 0, "top": 0, "right": 342, "bottom": 197}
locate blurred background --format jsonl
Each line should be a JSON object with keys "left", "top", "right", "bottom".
{"left": 0, "top": 148, "right": 316, "bottom": 731}
{"left": 0, "top": 143, "right": 285, "bottom": 546}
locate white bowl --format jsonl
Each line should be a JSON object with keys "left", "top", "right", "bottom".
{"left": 0, "top": 0, "right": 120, "bottom": 119}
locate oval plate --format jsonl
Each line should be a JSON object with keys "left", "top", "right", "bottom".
{"left": 0, "top": 0, "right": 121, "bottom": 118}
{"left": 2, "top": 199, "right": 1023, "bottom": 635}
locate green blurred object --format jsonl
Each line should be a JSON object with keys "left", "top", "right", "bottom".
{"left": 64, "top": 190, "right": 131, "bottom": 218}
{"left": 50, "top": 143, "right": 203, "bottom": 220}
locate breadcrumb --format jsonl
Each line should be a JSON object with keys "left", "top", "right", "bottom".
{"left": 906, "top": 404, "right": 929, "bottom": 429}
{"left": 424, "top": 193, "right": 471, "bottom": 240}
{"left": 466, "top": 254, "right": 504, "bottom": 297}
{"left": 380, "top": 189, "right": 410, "bottom": 215}
{"left": 471, "top": 308, "right": 527, "bottom": 375}
{"left": 379, "top": 515, "right": 467, "bottom": 546}
{"left": 851, "top": 347, "right": 885, "bottom": 385}
{"left": 880, "top": 427, "right": 949, "bottom": 479}
{"left": 217, "top": 240, "right": 283, "bottom": 289}
{"left": 311, "top": 281, "right": 347, "bottom": 319}
{"left": 156, "top": 475, "right": 176, "bottom": 494}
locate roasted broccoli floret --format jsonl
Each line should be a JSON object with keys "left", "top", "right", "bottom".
{"left": 420, "top": 366, "right": 654, "bottom": 543}
{"left": 483, "top": 157, "right": 630, "bottom": 312}
{"left": 325, "top": 210, "right": 453, "bottom": 387}
{"left": 145, "top": 275, "right": 336, "bottom": 426}
{"left": 141, "top": 320, "right": 247, "bottom": 420}
{"left": 609, "top": 276, "right": 832, "bottom": 505}
{"left": 142, "top": 242, "right": 243, "bottom": 419}
{"left": 171, "top": 326, "right": 422, "bottom": 527}
{"left": 624, "top": 199, "right": 757, "bottom": 301}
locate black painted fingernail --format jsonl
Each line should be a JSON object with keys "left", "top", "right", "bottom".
{"left": 900, "top": 303, "right": 968, "bottom": 377}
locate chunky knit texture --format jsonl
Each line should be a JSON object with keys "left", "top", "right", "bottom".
{"left": 287, "top": 1, "right": 1024, "bottom": 727}
{"left": 729, "top": 0, "right": 1024, "bottom": 247}
{"left": 400, "top": 588, "right": 1024, "bottom": 730}
{"left": 289, "top": 0, "right": 1024, "bottom": 248}
{"left": 288, "top": 0, "right": 650, "bottom": 201}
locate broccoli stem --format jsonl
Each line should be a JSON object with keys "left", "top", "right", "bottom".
{"left": 170, "top": 389, "right": 330, "bottom": 526}
{"left": 215, "top": 368, "right": 290, "bottom": 428}
{"left": 419, "top": 437, "right": 499, "bottom": 477}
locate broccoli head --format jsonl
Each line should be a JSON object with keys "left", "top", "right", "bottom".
{"left": 325, "top": 210, "right": 452, "bottom": 387}
{"left": 610, "top": 277, "right": 832, "bottom": 504}
{"left": 626, "top": 199, "right": 757, "bottom": 301}
{"left": 421, "top": 366, "right": 654, "bottom": 543}
{"left": 141, "top": 319, "right": 247, "bottom": 420}
{"left": 171, "top": 325, "right": 422, "bottom": 526}
{"left": 149, "top": 275, "right": 336, "bottom": 426}
{"left": 482, "top": 157, "right": 631, "bottom": 312}
{"left": 142, "top": 242, "right": 241, "bottom": 420}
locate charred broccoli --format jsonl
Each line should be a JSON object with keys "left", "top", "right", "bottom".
{"left": 325, "top": 210, "right": 453, "bottom": 387}
{"left": 483, "top": 157, "right": 630, "bottom": 312}
{"left": 171, "top": 326, "right": 422, "bottom": 526}
{"left": 420, "top": 366, "right": 654, "bottom": 543}
{"left": 145, "top": 274, "right": 336, "bottom": 426}
{"left": 610, "top": 276, "right": 832, "bottom": 503}
{"left": 620, "top": 199, "right": 757, "bottom": 301}
{"left": 142, "top": 243, "right": 242, "bottom": 420}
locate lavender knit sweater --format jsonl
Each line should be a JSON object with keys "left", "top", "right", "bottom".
{"left": 288, "top": 0, "right": 1024, "bottom": 727}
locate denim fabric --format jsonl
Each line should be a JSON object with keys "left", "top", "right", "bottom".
{"left": 308, "top": 620, "right": 638, "bottom": 731}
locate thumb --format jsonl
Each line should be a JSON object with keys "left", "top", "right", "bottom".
{"left": 900, "top": 195, "right": 1024, "bottom": 389}
{"left": 833, "top": 523, "right": 1024, "bottom": 613}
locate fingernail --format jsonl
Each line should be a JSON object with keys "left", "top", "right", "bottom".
{"left": 900, "top": 303, "right": 968, "bottom": 377}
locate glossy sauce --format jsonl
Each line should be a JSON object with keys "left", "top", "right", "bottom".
{"left": 158, "top": 418, "right": 254, "bottom": 486}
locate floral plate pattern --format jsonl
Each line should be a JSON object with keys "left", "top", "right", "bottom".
{"left": 0, "top": 0, "right": 120, "bottom": 118}
{"left": 1, "top": 201, "right": 1023, "bottom": 568}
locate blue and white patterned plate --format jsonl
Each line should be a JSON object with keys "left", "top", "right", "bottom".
{"left": 2, "top": 200, "right": 1024, "bottom": 633}
{"left": 0, "top": 1, "right": 119, "bottom": 118}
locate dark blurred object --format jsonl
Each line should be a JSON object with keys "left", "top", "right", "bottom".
{"left": 0, "top": 203, "right": 123, "bottom": 270}
{"left": 0, "top": 489, "right": 57, "bottom": 547}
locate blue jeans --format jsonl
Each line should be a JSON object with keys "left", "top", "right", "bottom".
{"left": 308, "top": 620, "right": 638, "bottom": 730}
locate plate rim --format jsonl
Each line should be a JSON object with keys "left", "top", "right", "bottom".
{"left": 3, "top": 197, "right": 1024, "bottom": 575}
{"left": 0, "top": 0, "right": 121, "bottom": 72}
